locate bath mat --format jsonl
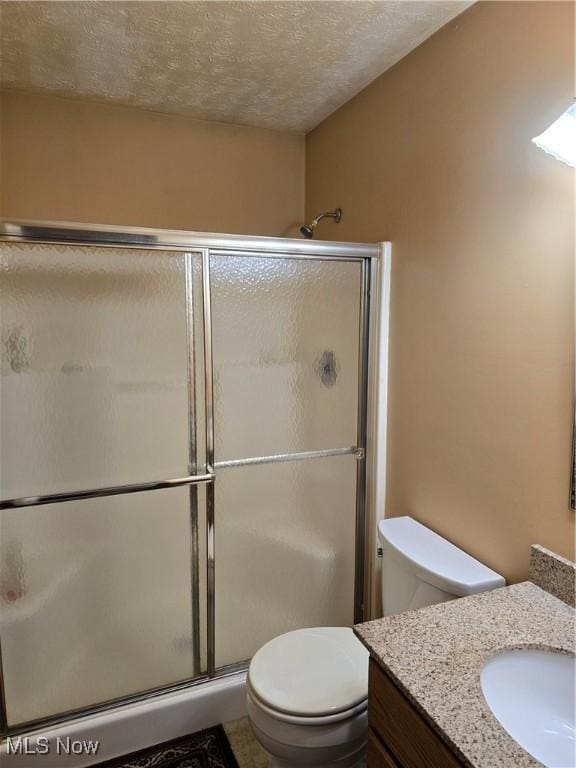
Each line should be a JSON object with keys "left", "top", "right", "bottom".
{"left": 97, "top": 726, "right": 239, "bottom": 768}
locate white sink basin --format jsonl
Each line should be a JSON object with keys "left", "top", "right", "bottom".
{"left": 480, "top": 649, "right": 575, "bottom": 768}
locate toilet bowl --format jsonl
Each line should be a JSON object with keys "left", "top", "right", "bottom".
{"left": 247, "top": 627, "right": 369, "bottom": 768}
{"left": 247, "top": 516, "right": 505, "bottom": 767}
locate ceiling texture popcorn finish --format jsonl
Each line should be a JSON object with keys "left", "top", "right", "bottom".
{"left": 0, "top": 1, "right": 473, "bottom": 133}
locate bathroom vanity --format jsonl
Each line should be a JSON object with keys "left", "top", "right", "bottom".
{"left": 367, "top": 659, "right": 464, "bottom": 767}
{"left": 356, "top": 546, "right": 576, "bottom": 768}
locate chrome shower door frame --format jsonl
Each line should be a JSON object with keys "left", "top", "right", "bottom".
{"left": 0, "top": 220, "right": 384, "bottom": 738}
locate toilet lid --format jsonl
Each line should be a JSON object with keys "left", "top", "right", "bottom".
{"left": 248, "top": 627, "right": 369, "bottom": 717}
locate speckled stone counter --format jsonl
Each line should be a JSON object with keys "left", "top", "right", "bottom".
{"left": 355, "top": 581, "right": 575, "bottom": 768}
{"left": 529, "top": 544, "right": 576, "bottom": 607}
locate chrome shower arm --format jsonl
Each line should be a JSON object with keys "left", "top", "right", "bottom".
{"left": 299, "top": 208, "right": 342, "bottom": 238}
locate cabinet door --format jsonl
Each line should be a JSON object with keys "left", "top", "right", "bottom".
{"left": 368, "top": 660, "right": 464, "bottom": 768}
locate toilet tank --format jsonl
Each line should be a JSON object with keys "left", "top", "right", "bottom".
{"left": 378, "top": 517, "right": 505, "bottom": 616}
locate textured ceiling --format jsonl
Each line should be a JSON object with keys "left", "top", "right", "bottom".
{"left": 0, "top": 1, "right": 473, "bottom": 132}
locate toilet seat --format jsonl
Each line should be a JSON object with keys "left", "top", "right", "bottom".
{"left": 247, "top": 627, "right": 369, "bottom": 718}
{"left": 247, "top": 627, "right": 369, "bottom": 768}
{"left": 247, "top": 679, "right": 367, "bottom": 725}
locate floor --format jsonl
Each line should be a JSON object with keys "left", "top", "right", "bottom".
{"left": 224, "top": 718, "right": 269, "bottom": 768}
{"left": 223, "top": 718, "right": 368, "bottom": 768}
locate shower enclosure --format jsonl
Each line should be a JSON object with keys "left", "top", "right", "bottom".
{"left": 0, "top": 221, "right": 388, "bottom": 737}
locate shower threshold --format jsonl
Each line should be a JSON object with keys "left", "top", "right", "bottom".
{"left": 0, "top": 672, "right": 247, "bottom": 768}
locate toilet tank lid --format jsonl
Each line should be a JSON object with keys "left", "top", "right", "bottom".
{"left": 378, "top": 517, "right": 505, "bottom": 596}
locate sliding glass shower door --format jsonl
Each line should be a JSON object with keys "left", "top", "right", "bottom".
{"left": 210, "top": 255, "right": 363, "bottom": 667}
{"left": 0, "top": 243, "right": 208, "bottom": 728}
{"left": 0, "top": 225, "right": 373, "bottom": 734}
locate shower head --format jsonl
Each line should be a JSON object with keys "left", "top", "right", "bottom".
{"left": 299, "top": 208, "right": 342, "bottom": 239}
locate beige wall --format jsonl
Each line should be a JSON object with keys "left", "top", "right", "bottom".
{"left": 306, "top": 1, "right": 575, "bottom": 588}
{"left": 0, "top": 90, "right": 304, "bottom": 236}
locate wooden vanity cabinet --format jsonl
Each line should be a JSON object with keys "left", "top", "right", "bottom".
{"left": 367, "top": 659, "right": 465, "bottom": 768}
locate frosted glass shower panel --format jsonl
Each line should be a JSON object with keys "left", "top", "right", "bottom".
{"left": 0, "top": 486, "right": 207, "bottom": 725}
{"left": 0, "top": 244, "right": 202, "bottom": 498}
{"left": 215, "top": 455, "right": 357, "bottom": 667}
{"left": 210, "top": 255, "right": 362, "bottom": 461}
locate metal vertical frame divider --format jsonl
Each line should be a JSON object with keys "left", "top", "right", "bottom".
{"left": 354, "top": 259, "right": 371, "bottom": 624}
{"left": 184, "top": 253, "right": 201, "bottom": 676}
{"left": 201, "top": 249, "right": 216, "bottom": 678}
{"left": 0, "top": 220, "right": 383, "bottom": 738}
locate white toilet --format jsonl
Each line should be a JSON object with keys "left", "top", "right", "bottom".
{"left": 247, "top": 516, "right": 505, "bottom": 767}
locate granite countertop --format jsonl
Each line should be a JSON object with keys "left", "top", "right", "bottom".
{"left": 354, "top": 549, "right": 576, "bottom": 768}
